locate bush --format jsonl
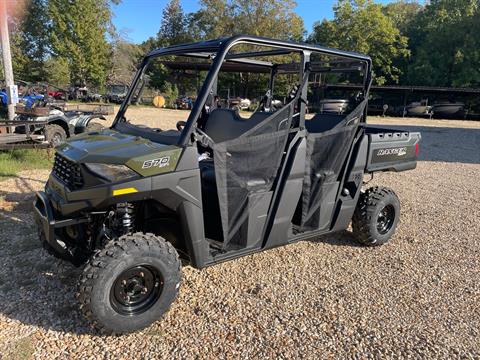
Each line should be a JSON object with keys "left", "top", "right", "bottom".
{"left": 160, "top": 82, "right": 179, "bottom": 109}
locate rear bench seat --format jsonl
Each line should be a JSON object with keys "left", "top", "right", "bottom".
{"left": 305, "top": 113, "right": 347, "bottom": 133}
{"left": 203, "top": 108, "right": 272, "bottom": 143}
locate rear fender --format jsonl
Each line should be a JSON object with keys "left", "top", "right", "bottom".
{"left": 72, "top": 115, "right": 106, "bottom": 134}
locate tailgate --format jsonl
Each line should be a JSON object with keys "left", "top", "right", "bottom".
{"left": 365, "top": 126, "right": 421, "bottom": 172}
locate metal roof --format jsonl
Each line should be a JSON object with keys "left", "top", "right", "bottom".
{"left": 146, "top": 34, "right": 372, "bottom": 64}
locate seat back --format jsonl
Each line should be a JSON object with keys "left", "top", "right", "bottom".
{"left": 305, "top": 113, "right": 347, "bottom": 133}
{"left": 204, "top": 109, "right": 271, "bottom": 143}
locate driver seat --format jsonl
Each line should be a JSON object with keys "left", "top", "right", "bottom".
{"left": 199, "top": 108, "right": 271, "bottom": 184}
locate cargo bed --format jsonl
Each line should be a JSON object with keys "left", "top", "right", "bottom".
{"left": 365, "top": 126, "right": 421, "bottom": 172}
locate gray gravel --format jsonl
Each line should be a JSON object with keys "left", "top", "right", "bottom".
{"left": 0, "top": 118, "right": 479, "bottom": 359}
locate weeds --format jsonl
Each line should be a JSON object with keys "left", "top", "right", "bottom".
{"left": 0, "top": 149, "right": 53, "bottom": 181}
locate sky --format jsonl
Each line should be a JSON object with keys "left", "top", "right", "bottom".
{"left": 112, "top": 0, "right": 402, "bottom": 44}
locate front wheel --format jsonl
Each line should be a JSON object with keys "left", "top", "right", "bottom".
{"left": 44, "top": 124, "right": 67, "bottom": 146}
{"left": 76, "top": 232, "right": 181, "bottom": 333}
{"left": 352, "top": 186, "right": 400, "bottom": 246}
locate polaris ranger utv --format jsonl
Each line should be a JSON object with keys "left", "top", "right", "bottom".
{"left": 34, "top": 35, "right": 421, "bottom": 333}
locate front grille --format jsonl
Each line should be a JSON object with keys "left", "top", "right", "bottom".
{"left": 52, "top": 153, "right": 84, "bottom": 190}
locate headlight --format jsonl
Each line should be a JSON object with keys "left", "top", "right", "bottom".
{"left": 85, "top": 163, "right": 138, "bottom": 182}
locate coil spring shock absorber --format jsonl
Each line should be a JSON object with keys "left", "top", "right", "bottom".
{"left": 117, "top": 202, "right": 135, "bottom": 234}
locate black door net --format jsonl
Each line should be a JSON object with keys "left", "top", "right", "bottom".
{"left": 299, "top": 99, "right": 367, "bottom": 230}
{"left": 211, "top": 102, "right": 296, "bottom": 248}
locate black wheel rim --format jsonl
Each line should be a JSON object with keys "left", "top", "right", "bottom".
{"left": 376, "top": 204, "right": 395, "bottom": 235}
{"left": 110, "top": 265, "right": 163, "bottom": 316}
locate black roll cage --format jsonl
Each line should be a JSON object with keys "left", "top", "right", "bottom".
{"left": 112, "top": 34, "right": 372, "bottom": 146}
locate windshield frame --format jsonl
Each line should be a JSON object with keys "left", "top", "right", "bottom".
{"left": 112, "top": 35, "right": 373, "bottom": 146}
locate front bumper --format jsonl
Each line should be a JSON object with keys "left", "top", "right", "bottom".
{"left": 34, "top": 173, "right": 150, "bottom": 254}
{"left": 33, "top": 191, "right": 89, "bottom": 255}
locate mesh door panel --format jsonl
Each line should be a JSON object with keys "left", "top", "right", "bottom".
{"left": 212, "top": 103, "right": 294, "bottom": 247}
{"left": 300, "top": 125, "right": 357, "bottom": 229}
{"left": 300, "top": 100, "right": 367, "bottom": 230}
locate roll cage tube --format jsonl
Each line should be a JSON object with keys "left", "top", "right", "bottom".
{"left": 112, "top": 35, "right": 373, "bottom": 146}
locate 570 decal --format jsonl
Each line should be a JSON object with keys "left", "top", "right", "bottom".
{"left": 142, "top": 156, "right": 171, "bottom": 169}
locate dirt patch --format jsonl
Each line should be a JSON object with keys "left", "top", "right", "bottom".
{"left": 0, "top": 334, "right": 36, "bottom": 360}
{"left": 103, "top": 105, "right": 189, "bottom": 130}
{"left": 0, "top": 170, "right": 50, "bottom": 213}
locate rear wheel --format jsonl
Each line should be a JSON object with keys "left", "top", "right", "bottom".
{"left": 352, "top": 186, "right": 400, "bottom": 246}
{"left": 44, "top": 124, "right": 67, "bottom": 146}
{"left": 76, "top": 232, "right": 181, "bottom": 333}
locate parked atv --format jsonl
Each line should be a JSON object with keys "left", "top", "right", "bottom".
{"left": 34, "top": 35, "right": 421, "bottom": 333}
{"left": 13, "top": 101, "right": 109, "bottom": 147}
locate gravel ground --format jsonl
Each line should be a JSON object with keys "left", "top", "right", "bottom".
{"left": 0, "top": 117, "right": 479, "bottom": 359}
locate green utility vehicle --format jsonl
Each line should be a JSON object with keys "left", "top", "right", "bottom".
{"left": 34, "top": 35, "right": 420, "bottom": 333}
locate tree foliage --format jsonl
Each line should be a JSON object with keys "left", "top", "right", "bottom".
{"left": 48, "top": 0, "right": 114, "bottom": 87}
{"left": 157, "top": 0, "right": 190, "bottom": 47}
{"left": 6, "top": 0, "right": 480, "bottom": 91}
{"left": 108, "top": 37, "right": 143, "bottom": 85}
{"left": 143, "top": 0, "right": 305, "bottom": 50}
{"left": 11, "top": 0, "right": 51, "bottom": 82}
{"left": 192, "top": 0, "right": 305, "bottom": 41}
{"left": 308, "top": 0, "right": 410, "bottom": 85}
{"left": 44, "top": 57, "right": 70, "bottom": 86}
{"left": 382, "top": 0, "right": 422, "bottom": 34}
{"left": 406, "top": 0, "right": 480, "bottom": 87}
{"left": 9, "top": 0, "right": 118, "bottom": 88}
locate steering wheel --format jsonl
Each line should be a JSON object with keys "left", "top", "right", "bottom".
{"left": 176, "top": 120, "right": 186, "bottom": 132}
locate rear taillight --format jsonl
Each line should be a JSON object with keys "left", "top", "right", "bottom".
{"left": 415, "top": 142, "right": 419, "bottom": 156}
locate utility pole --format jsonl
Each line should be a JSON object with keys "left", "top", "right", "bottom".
{"left": 0, "top": 0, "right": 15, "bottom": 121}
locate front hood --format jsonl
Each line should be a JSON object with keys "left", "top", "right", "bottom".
{"left": 57, "top": 129, "right": 183, "bottom": 176}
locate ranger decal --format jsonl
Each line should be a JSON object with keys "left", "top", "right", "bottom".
{"left": 377, "top": 147, "right": 407, "bottom": 157}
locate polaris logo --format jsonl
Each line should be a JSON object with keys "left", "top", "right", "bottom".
{"left": 142, "top": 156, "right": 171, "bottom": 169}
{"left": 377, "top": 147, "right": 407, "bottom": 156}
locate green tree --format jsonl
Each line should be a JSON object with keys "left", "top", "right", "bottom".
{"left": 308, "top": 0, "right": 410, "bottom": 85}
{"left": 382, "top": 1, "right": 423, "bottom": 83}
{"left": 10, "top": 30, "right": 27, "bottom": 81}
{"left": 191, "top": 0, "right": 305, "bottom": 41}
{"left": 108, "top": 38, "right": 143, "bottom": 85}
{"left": 142, "top": 0, "right": 191, "bottom": 53}
{"left": 382, "top": 1, "right": 423, "bottom": 34}
{"left": 406, "top": 0, "right": 480, "bottom": 87}
{"left": 44, "top": 57, "right": 70, "bottom": 86}
{"left": 157, "top": 0, "right": 190, "bottom": 47}
{"left": 10, "top": 0, "right": 51, "bottom": 82}
{"left": 160, "top": 81, "right": 179, "bottom": 108}
{"left": 48, "top": 0, "right": 117, "bottom": 88}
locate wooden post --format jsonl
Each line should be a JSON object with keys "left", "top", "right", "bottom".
{"left": 0, "top": 0, "right": 15, "bottom": 121}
